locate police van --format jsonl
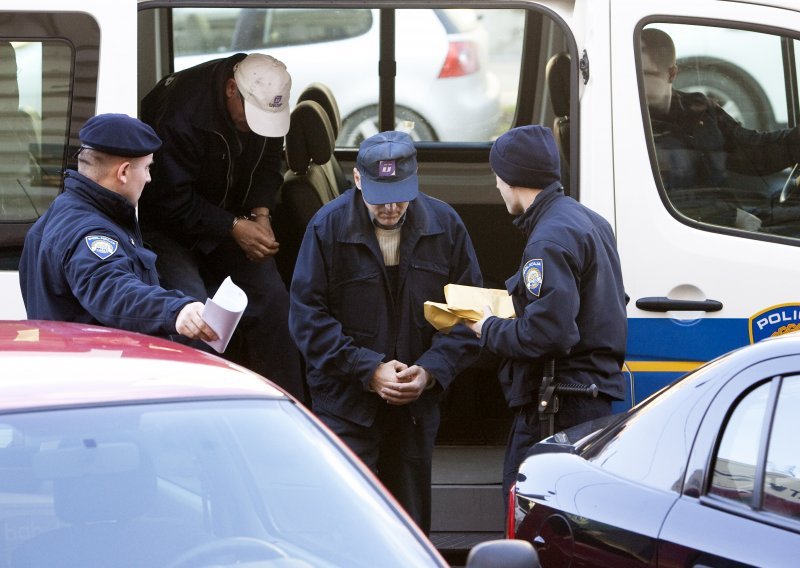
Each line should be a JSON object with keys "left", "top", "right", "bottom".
{"left": 2, "top": 0, "right": 800, "bottom": 556}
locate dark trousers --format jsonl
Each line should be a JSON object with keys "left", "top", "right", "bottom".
{"left": 144, "top": 229, "right": 305, "bottom": 403}
{"left": 503, "top": 394, "right": 612, "bottom": 509}
{"left": 315, "top": 402, "right": 440, "bottom": 535}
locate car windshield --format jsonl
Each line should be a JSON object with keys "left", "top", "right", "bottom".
{"left": 0, "top": 399, "right": 439, "bottom": 567}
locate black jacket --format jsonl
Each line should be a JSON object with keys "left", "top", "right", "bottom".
{"left": 289, "top": 188, "right": 483, "bottom": 427}
{"left": 652, "top": 89, "right": 800, "bottom": 189}
{"left": 139, "top": 54, "right": 284, "bottom": 254}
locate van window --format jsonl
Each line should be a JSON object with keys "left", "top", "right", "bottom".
{"left": 639, "top": 23, "right": 800, "bottom": 242}
{"left": 169, "top": 7, "right": 526, "bottom": 146}
{"left": 1, "top": 41, "right": 71, "bottom": 222}
{"left": 0, "top": 13, "right": 99, "bottom": 269}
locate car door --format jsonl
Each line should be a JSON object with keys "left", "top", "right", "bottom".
{"left": 657, "top": 358, "right": 800, "bottom": 567}
{"left": 610, "top": 0, "right": 800, "bottom": 403}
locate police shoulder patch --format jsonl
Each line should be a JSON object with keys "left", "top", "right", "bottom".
{"left": 85, "top": 235, "right": 118, "bottom": 260}
{"left": 522, "top": 258, "right": 543, "bottom": 296}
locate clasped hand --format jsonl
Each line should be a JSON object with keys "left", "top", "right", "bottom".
{"left": 370, "top": 360, "right": 430, "bottom": 405}
{"left": 231, "top": 216, "right": 279, "bottom": 262}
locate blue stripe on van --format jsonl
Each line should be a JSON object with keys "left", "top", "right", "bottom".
{"left": 620, "top": 317, "right": 751, "bottom": 409}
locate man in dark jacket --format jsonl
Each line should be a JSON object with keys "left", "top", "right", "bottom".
{"left": 466, "top": 125, "right": 628, "bottom": 504}
{"left": 641, "top": 27, "right": 800, "bottom": 228}
{"left": 138, "top": 53, "right": 304, "bottom": 400}
{"left": 289, "top": 131, "right": 482, "bottom": 533}
{"left": 20, "top": 113, "right": 218, "bottom": 342}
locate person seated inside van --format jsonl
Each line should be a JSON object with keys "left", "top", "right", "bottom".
{"left": 640, "top": 27, "right": 800, "bottom": 231}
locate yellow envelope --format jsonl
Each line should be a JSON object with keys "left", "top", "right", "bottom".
{"left": 424, "top": 284, "right": 515, "bottom": 332}
{"left": 423, "top": 301, "right": 464, "bottom": 333}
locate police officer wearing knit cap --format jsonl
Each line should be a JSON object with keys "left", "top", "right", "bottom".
{"left": 465, "top": 124, "right": 628, "bottom": 508}
{"left": 289, "top": 130, "right": 482, "bottom": 534}
{"left": 138, "top": 52, "right": 305, "bottom": 402}
{"left": 19, "top": 113, "right": 219, "bottom": 343}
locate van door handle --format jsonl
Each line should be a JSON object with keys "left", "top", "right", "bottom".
{"left": 635, "top": 297, "right": 723, "bottom": 312}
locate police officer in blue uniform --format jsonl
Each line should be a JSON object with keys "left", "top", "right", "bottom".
{"left": 466, "top": 125, "right": 628, "bottom": 504}
{"left": 289, "top": 131, "right": 482, "bottom": 534}
{"left": 19, "top": 113, "right": 218, "bottom": 342}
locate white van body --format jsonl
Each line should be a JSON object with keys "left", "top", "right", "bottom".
{"left": 2, "top": 0, "right": 800, "bottom": 551}
{"left": 6, "top": 0, "right": 798, "bottom": 394}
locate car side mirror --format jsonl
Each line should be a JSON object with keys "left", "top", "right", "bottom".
{"left": 466, "top": 539, "right": 540, "bottom": 568}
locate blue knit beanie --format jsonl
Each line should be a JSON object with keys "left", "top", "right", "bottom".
{"left": 490, "top": 125, "right": 560, "bottom": 188}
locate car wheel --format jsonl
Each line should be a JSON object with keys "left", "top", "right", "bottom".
{"left": 673, "top": 56, "right": 775, "bottom": 131}
{"left": 338, "top": 105, "right": 437, "bottom": 146}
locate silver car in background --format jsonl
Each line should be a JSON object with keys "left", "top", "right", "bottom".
{"left": 172, "top": 8, "right": 502, "bottom": 145}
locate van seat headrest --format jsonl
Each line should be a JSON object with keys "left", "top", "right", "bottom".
{"left": 285, "top": 100, "right": 336, "bottom": 175}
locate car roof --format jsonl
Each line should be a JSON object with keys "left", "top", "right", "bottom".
{"left": 0, "top": 320, "right": 286, "bottom": 412}
{"left": 707, "top": 330, "right": 800, "bottom": 370}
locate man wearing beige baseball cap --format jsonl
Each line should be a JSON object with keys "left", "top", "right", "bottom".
{"left": 138, "top": 52, "right": 304, "bottom": 403}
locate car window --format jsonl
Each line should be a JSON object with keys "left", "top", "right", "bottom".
{"left": 763, "top": 375, "right": 800, "bottom": 520}
{"left": 174, "top": 8, "right": 373, "bottom": 55}
{"left": 708, "top": 380, "right": 770, "bottom": 505}
{"left": 170, "top": 7, "right": 526, "bottom": 146}
{"left": 638, "top": 22, "right": 800, "bottom": 243}
{"left": 258, "top": 9, "right": 372, "bottom": 48}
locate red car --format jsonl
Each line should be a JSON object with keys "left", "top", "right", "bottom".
{"left": 0, "top": 320, "right": 534, "bottom": 568}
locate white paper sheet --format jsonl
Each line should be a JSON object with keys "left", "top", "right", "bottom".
{"left": 201, "top": 276, "right": 248, "bottom": 353}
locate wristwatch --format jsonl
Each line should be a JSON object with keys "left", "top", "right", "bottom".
{"left": 231, "top": 215, "right": 249, "bottom": 230}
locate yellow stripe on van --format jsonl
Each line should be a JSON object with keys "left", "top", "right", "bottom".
{"left": 624, "top": 361, "right": 704, "bottom": 373}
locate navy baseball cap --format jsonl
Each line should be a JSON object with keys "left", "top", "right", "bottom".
{"left": 356, "top": 131, "right": 418, "bottom": 205}
{"left": 79, "top": 113, "right": 162, "bottom": 157}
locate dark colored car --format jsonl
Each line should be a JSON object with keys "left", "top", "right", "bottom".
{"left": 510, "top": 332, "right": 800, "bottom": 567}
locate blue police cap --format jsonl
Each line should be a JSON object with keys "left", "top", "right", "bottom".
{"left": 79, "top": 113, "right": 162, "bottom": 157}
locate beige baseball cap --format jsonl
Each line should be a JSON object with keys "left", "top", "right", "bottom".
{"left": 233, "top": 54, "right": 292, "bottom": 137}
